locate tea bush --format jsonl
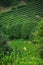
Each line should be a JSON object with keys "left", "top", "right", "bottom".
{"left": 0, "top": 31, "right": 13, "bottom": 65}
{"left": 21, "top": 20, "right": 37, "bottom": 39}
{"left": 29, "top": 18, "right": 43, "bottom": 44}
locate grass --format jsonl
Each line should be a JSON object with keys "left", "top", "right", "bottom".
{"left": 9, "top": 39, "right": 43, "bottom": 65}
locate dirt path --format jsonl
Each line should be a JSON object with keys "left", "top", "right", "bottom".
{"left": 0, "top": 7, "right": 12, "bottom": 13}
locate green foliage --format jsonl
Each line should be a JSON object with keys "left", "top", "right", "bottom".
{"left": 0, "top": 0, "right": 43, "bottom": 7}
{"left": 0, "top": 0, "right": 43, "bottom": 40}
{"left": 0, "top": 0, "right": 12, "bottom": 7}
{"left": 21, "top": 20, "right": 37, "bottom": 39}
{"left": 29, "top": 18, "right": 43, "bottom": 44}
{"left": 0, "top": 52, "right": 14, "bottom": 65}
{"left": 0, "top": 1, "right": 43, "bottom": 65}
{"left": 0, "top": 0, "right": 19, "bottom": 7}
{"left": 9, "top": 22, "right": 22, "bottom": 39}
{"left": 9, "top": 40, "right": 43, "bottom": 65}
{"left": 12, "top": 0, "right": 19, "bottom": 5}
{"left": 0, "top": 31, "right": 7, "bottom": 44}
{"left": 39, "top": 45, "right": 43, "bottom": 59}
{"left": 0, "top": 32, "right": 13, "bottom": 65}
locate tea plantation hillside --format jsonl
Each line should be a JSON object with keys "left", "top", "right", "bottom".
{"left": 0, "top": 0, "right": 43, "bottom": 65}
{"left": 0, "top": 1, "right": 43, "bottom": 39}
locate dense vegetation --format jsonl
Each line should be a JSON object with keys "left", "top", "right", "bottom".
{"left": 0, "top": 0, "right": 43, "bottom": 65}
{"left": 0, "top": 0, "right": 43, "bottom": 39}
{"left": 0, "top": 0, "right": 43, "bottom": 7}
{"left": 29, "top": 18, "right": 43, "bottom": 43}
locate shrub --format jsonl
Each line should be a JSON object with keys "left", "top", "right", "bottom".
{"left": 29, "top": 18, "right": 43, "bottom": 44}
{"left": 38, "top": 44, "right": 43, "bottom": 59}
{"left": 8, "top": 22, "right": 22, "bottom": 39}
{"left": 0, "top": 31, "right": 13, "bottom": 65}
{"left": 21, "top": 20, "right": 37, "bottom": 39}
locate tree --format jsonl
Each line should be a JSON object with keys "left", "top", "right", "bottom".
{"left": 0, "top": 0, "right": 12, "bottom": 6}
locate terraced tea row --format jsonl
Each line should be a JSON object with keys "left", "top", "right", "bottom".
{"left": 0, "top": 1, "right": 43, "bottom": 39}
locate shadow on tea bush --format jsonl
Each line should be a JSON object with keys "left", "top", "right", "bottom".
{"left": 39, "top": 45, "right": 43, "bottom": 59}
